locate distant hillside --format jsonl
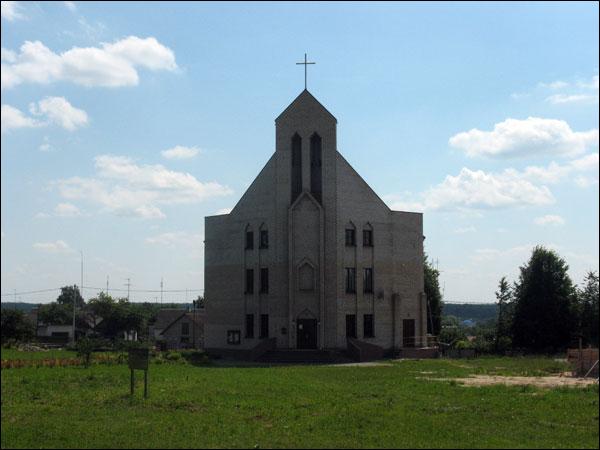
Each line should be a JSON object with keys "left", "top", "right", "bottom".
{"left": 0, "top": 302, "right": 39, "bottom": 313}
{"left": 442, "top": 303, "right": 498, "bottom": 323}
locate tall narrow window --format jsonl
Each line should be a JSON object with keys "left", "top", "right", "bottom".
{"left": 310, "top": 133, "right": 322, "bottom": 203}
{"left": 364, "top": 268, "right": 374, "bottom": 293}
{"left": 346, "top": 314, "right": 357, "bottom": 338}
{"left": 260, "top": 314, "right": 269, "bottom": 338}
{"left": 345, "top": 268, "right": 356, "bottom": 293}
{"left": 291, "top": 133, "right": 302, "bottom": 203}
{"left": 246, "top": 314, "right": 254, "bottom": 338}
{"left": 245, "top": 269, "right": 254, "bottom": 294}
{"left": 259, "top": 229, "right": 269, "bottom": 249}
{"left": 363, "top": 314, "right": 374, "bottom": 338}
{"left": 260, "top": 268, "right": 269, "bottom": 294}
{"left": 345, "top": 229, "right": 356, "bottom": 246}
{"left": 181, "top": 322, "right": 189, "bottom": 336}
{"left": 245, "top": 231, "right": 254, "bottom": 249}
{"left": 363, "top": 229, "right": 373, "bottom": 247}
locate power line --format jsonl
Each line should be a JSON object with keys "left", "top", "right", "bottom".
{"left": 1, "top": 286, "right": 204, "bottom": 297}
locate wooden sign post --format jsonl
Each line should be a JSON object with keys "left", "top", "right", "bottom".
{"left": 128, "top": 348, "right": 149, "bottom": 398}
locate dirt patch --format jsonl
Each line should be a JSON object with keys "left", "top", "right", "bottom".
{"left": 451, "top": 375, "right": 597, "bottom": 388}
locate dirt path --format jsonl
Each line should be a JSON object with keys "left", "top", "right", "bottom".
{"left": 450, "top": 375, "right": 598, "bottom": 388}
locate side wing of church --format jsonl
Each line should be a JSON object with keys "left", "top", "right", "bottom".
{"left": 204, "top": 90, "right": 426, "bottom": 356}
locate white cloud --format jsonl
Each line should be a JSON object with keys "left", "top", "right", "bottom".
{"left": 1, "top": 104, "right": 41, "bottom": 133}
{"left": 546, "top": 94, "right": 598, "bottom": 105}
{"left": 2, "top": 97, "right": 88, "bottom": 133}
{"left": 511, "top": 153, "right": 599, "bottom": 185}
{"left": 538, "top": 80, "right": 569, "bottom": 90}
{"left": 161, "top": 145, "right": 200, "bottom": 160}
{"left": 215, "top": 207, "right": 232, "bottom": 215}
{"left": 30, "top": 96, "right": 88, "bottom": 131}
{"left": 54, "top": 203, "right": 82, "bottom": 217}
{"left": 1, "top": 230, "right": 4, "bottom": 239}
{"left": 64, "top": 1, "right": 76, "bottom": 11}
{"left": 449, "top": 117, "right": 598, "bottom": 159}
{"left": 1, "top": 1, "right": 24, "bottom": 21}
{"left": 1, "top": 36, "right": 177, "bottom": 89}
{"left": 471, "top": 244, "right": 554, "bottom": 263}
{"left": 387, "top": 152, "right": 599, "bottom": 213}
{"left": 534, "top": 215, "right": 565, "bottom": 226}
{"left": 33, "top": 240, "right": 74, "bottom": 253}
{"left": 387, "top": 167, "right": 554, "bottom": 212}
{"left": 55, "top": 155, "right": 233, "bottom": 219}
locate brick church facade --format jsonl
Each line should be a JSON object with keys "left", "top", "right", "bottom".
{"left": 204, "top": 89, "right": 427, "bottom": 355}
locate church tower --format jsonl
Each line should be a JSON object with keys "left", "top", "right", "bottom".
{"left": 204, "top": 87, "right": 426, "bottom": 357}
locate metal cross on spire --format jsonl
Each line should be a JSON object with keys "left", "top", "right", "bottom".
{"left": 296, "top": 53, "right": 315, "bottom": 90}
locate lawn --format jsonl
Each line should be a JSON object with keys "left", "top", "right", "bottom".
{"left": 1, "top": 356, "right": 598, "bottom": 448}
{"left": 1, "top": 348, "right": 77, "bottom": 361}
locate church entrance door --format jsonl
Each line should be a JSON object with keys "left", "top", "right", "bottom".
{"left": 297, "top": 319, "right": 317, "bottom": 349}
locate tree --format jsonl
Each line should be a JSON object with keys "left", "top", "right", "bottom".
{"left": 56, "top": 285, "right": 85, "bottom": 308}
{"left": 495, "top": 276, "right": 514, "bottom": 352}
{"left": 1, "top": 309, "right": 34, "bottom": 342}
{"left": 193, "top": 295, "right": 205, "bottom": 309}
{"left": 511, "top": 246, "right": 577, "bottom": 352}
{"left": 577, "top": 271, "right": 599, "bottom": 347}
{"left": 38, "top": 302, "right": 72, "bottom": 326}
{"left": 424, "top": 254, "right": 442, "bottom": 335}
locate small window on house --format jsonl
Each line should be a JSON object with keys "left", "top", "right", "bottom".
{"left": 245, "top": 269, "right": 254, "bottom": 294}
{"left": 181, "top": 322, "right": 190, "bottom": 336}
{"left": 260, "top": 268, "right": 269, "bottom": 294}
{"left": 364, "top": 268, "right": 374, "bottom": 293}
{"left": 245, "top": 231, "right": 254, "bottom": 249}
{"left": 246, "top": 314, "right": 254, "bottom": 338}
{"left": 345, "top": 229, "right": 356, "bottom": 246}
{"left": 260, "top": 230, "right": 269, "bottom": 249}
{"left": 345, "top": 268, "right": 356, "bottom": 293}
{"left": 363, "top": 229, "right": 373, "bottom": 247}
{"left": 260, "top": 314, "right": 269, "bottom": 339}
{"left": 227, "top": 330, "right": 241, "bottom": 345}
{"left": 364, "top": 314, "right": 374, "bottom": 338}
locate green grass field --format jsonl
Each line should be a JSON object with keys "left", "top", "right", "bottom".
{"left": 1, "top": 356, "right": 598, "bottom": 448}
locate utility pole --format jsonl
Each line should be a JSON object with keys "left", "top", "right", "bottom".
{"left": 125, "top": 278, "right": 131, "bottom": 301}
{"left": 80, "top": 251, "right": 84, "bottom": 303}
{"left": 106, "top": 275, "right": 109, "bottom": 294}
{"left": 72, "top": 284, "right": 77, "bottom": 344}
{"left": 160, "top": 277, "right": 163, "bottom": 305}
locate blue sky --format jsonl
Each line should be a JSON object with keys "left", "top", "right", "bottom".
{"left": 1, "top": 1, "right": 598, "bottom": 304}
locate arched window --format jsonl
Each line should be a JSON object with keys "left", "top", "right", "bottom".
{"left": 310, "top": 133, "right": 322, "bottom": 203}
{"left": 291, "top": 133, "right": 302, "bottom": 203}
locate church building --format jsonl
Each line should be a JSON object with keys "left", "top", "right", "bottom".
{"left": 204, "top": 88, "right": 427, "bottom": 357}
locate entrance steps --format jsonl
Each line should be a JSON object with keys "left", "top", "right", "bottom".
{"left": 257, "top": 349, "right": 336, "bottom": 364}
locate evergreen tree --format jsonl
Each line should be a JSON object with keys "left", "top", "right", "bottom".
{"left": 511, "top": 246, "right": 577, "bottom": 352}
{"left": 424, "top": 254, "right": 442, "bottom": 335}
{"left": 494, "top": 276, "right": 513, "bottom": 352}
{"left": 578, "top": 271, "right": 599, "bottom": 346}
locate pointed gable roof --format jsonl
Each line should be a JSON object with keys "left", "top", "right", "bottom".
{"left": 275, "top": 89, "right": 337, "bottom": 124}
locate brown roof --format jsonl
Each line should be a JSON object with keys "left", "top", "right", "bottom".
{"left": 160, "top": 311, "right": 205, "bottom": 335}
{"left": 153, "top": 309, "right": 188, "bottom": 331}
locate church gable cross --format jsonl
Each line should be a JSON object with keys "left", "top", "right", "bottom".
{"left": 296, "top": 53, "right": 315, "bottom": 90}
